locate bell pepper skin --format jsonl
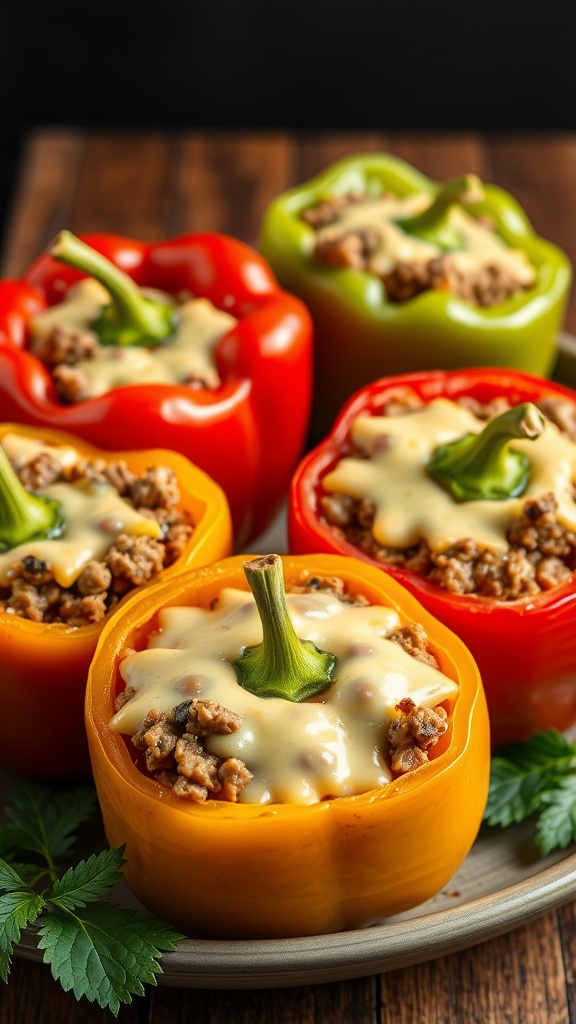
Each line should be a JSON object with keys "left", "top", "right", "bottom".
{"left": 0, "top": 232, "right": 313, "bottom": 547}
{"left": 85, "top": 552, "right": 489, "bottom": 940}
{"left": 289, "top": 368, "right": 576, "bottom": 747}
{"left": 259, "top": 153, "right": 572, "bottom": 440}
{"left": 0, "top": 422, "right": 232, "bottom": 780}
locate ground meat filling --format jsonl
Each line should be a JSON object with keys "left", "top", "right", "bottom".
{"left": 319, "top": 394, "right": 576, "bottom": 601}
{"left": 130, "top": 699, "right": 252, "bottom": 802}
{"left": 303, "top": 192, "right": 532, "bottom": 307}
{"left": 388, "top": 697, "right": 448, "bottom": 774}
{"left": 0, "top": 458, "right": 194, "bottom": 625}
{"left": 32, "top": 313, "right": 218, "bottom": 405}
{"left": 288, "top": 569, "right": 369, "bottom": 605}
{"left": 123, "top": 574, "right": 448, "bottom": 801}
{"left": 387, "top": 623, "right": 439, "bottom": 668}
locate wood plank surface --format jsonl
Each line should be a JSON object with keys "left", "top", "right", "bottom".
{"left": 1, "top": 129, "right": 575, "bottom": 1024}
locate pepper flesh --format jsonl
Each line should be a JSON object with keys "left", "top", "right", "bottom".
{"left": 0, "top": 423, "right": 232, "bottom": 780}
{"left": 289, "top": 368, "right": 576, "bottom": 746}
{"left": 0, "top": 231, "right": 313, "bottom": 546}
{"left": 259, "top": 153, "right": 572, "bottom": 441}
{"left": 85, "top": 552, "right": 489, "bottom": 940}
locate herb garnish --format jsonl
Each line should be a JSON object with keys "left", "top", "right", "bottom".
{"left": 0, "top": 782, "right": 184, "bottom": 1015}
{"left": 483, "top": 729, "right": 576, "bottom": 854}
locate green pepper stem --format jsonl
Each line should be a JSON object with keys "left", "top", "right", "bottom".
{"left": 429, "top": 402, "right": 545, "bottom": 502}
{"left": 49, "top": 230, "right": 174, "bottom": 347}
{"left": 395, "top": 174, "right": 484, "bottom": 251}
{"left": 0, "top": 447, "right": 63, "bottom": 551}
{"left": 235, "top": 554, "right": 336, "bottom": 702}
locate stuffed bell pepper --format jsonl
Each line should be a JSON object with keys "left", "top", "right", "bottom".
{"left": 0, "top": 230, "right": 313, "bottom": 547}
{"left": 259, "top": 153, "right": 571, "bottom": 440}
{"left": 289, "top": 368, "right": 576, "bottom": 746}
{"left": 85, "top": 551, "right": 489, "bottom": 940}
{"left": 0, "top": 422, "right": 232, "bottom": 780}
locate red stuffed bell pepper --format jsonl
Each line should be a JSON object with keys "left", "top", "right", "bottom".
{"left": 0, "top": 231, "right": 313, "bottom": 548}
{"left": 289, "top": 368, "right": 576, "bottom": 746}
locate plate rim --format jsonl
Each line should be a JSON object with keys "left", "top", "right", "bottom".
{"left": 14, "top": 843, "right": 576, "bottom": 989}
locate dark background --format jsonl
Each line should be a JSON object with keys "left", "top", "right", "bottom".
{"left": 2, "top": 0, "right": 575, "bottom": 245}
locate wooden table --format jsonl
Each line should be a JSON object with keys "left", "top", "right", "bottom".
{"left": 2, "top": 129, "right": 576, "bottom": 1024}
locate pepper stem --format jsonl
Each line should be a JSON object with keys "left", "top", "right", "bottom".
{"left": 49, "top": 230, "right": 175, "bottom": 347}
{"left": 235, "top": 554, "right": 337, "bottom": 702}
{"left": 395, "top": 174, "right": 484, "bottom": 251}
{"left": 428, "top": 402, "right": 545, "bottom": 502}
{"left": 0, "top": 447, "right": 64, "bottom": 551}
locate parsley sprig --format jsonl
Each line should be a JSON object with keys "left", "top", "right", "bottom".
{"left": 0, "top": 782, "right": 184, "bottom": 1015}
{"left": 483, "top": 729, "right": 576, "bottom": 854}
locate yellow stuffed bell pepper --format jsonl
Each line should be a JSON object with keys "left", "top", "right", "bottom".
{"left": 85, "top": 552, "right": 489, "bottom": 940}
{"left": 0, "top": 423, "right": 232, "bottom": 780}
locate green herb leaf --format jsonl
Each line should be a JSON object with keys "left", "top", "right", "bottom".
{"left": 0, "top": 783, "right": 184, "bottom": 1014}
{"left": 0, "top": 888, "right": 45, "bottom": 982}
{"left": 484, "top": 729, "right": 576, "bottom": 828}
{"left": 0, "top": 784, "right": 97, "bottom": 865}
{"left": 47, "top": 848, "right": 126, "bottom": 911}
{"left": 0, "top": 860, "right": 29, "bottom": 894}
{"left": 484, "top": 728, "right": 576, "bottom": 855}
{"left": 536, "top": 775, "right": 576, "bottom": 855}
{"left": 38, "top": 902, "right": 184, "bottom": 1017}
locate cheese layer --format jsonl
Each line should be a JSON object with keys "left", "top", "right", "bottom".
{"left": 315, "top": 193, "right": 536, "bottom": 283}
{"left": 0, "top": 433, "right": 161, "bottom": 588}
{"left": 111, "top": 587, "right": 458, "bottom": 805}
{"left": 322, "top": 399, "right": 576, "bottom": 554}
{"left": 30, "top": 279, "right": 237, "bottom": 393}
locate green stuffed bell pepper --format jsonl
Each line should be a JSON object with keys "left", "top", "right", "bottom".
{"left": 259, "top": 153, "right": 572, "bottom": 441}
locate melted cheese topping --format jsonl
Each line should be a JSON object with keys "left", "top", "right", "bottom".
{"left": 315, "top": 194, "right": 535, "bottom": 283}
{"left": 322, "top": 399, "right": 576, "bottom": 554}
{"left": 110, "top": 587, "right": 458, "bottom": 805}
{"left": 0, "top": 433, "right": 161, "bottom": 587}
{"left": 30, "top": 279, "right": 237, "bottom": 394}
{"left": 2, "top": 432, "right": 78, "bottom": 473}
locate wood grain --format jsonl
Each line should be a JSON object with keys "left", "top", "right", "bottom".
{"left": 379, "top": 912, "right": 569, "bottom": 1024}
{"left": 71, "top": 133, "right": 176, "bottom": 241}
{"left": 0, "top": 129, "right": 86, "bottom": 277}
{"left": 169, "top": 132, "right": 295, "bottom": 245}
{"left": 297, "top": 132, "right": 390, "bottom": 183}
{"left": 149, "top": 976, "right": 377, "bottom": 1024}
{"left": 387, "top": 133, "right": 490, "bottom": 182}
{"left": 0, "top": 128, "right": 575, "bottom": 1024}
{"left": 489, "top": 134, "right": 576, "bottom": 334}
{"left": 0, "top": 958, "right": 141, "bottom": 1023}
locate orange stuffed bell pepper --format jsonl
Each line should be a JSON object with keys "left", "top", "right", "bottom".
{"left": 85, "top": 552, "right": 489, "bottom": 940}
{"left": 0, "top": 423, "right": 232, "bottom": 780}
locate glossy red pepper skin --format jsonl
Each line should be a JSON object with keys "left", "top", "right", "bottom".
{"left": 0, "top": 233, "right": 313, "bottom": 547}
{"left": 289, "top": 368, "right": 576, "bottom": 747}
